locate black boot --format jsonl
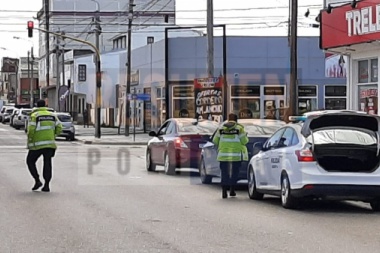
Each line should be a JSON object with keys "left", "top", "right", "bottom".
{"left": 230, "top": 186, "right": 236, "bottom": 197}
{"left": 42, "top": 183, "right": 50, "bottom": 192}
{"left": 32, "top": 181, "right": 42, "bottom": 191}
{"left": 222, "top": 186, "right": 228, "bottom": 199}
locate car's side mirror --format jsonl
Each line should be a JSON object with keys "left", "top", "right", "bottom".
{"left": 252, "top": 142, "right": 266, "bottom": 156}
{"left": 148, "top": 131, "right": 157, "bottom": 137}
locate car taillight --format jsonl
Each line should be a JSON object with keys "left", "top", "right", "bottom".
{"left": 295, "top": 149, "right": 315, "bottom": 162}
{"left": 174, "top": 138, "right": 188, "bottom": 148}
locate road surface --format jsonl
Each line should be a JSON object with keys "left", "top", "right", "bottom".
{"left": 0, "top": 123, "right": 379, "bottom": 253}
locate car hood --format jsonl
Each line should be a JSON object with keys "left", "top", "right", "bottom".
{"left": 301, "top": 112, "right": 380, "bottom": 137}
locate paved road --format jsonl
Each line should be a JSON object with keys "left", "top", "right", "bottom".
{"left": 1, "top": 123, "right": 380, "bottom": 252}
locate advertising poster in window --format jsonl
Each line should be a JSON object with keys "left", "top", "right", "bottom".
{"left": 194, "top": 77, "right": 223, "bottom": 123}
{"left": 359, "top": 87, "right": 378, "bottom": 115}
{"left": 325, "top": 53, "right": 348, "bottom": 78}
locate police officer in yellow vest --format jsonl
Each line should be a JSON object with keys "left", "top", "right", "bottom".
{"left": 26, "top": 100, "right": 63, "bottom": 192}
{"left": 212, "top": 113, "right": 249, "bottom": 198}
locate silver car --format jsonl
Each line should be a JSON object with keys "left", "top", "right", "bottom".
{"left": 199, "top": 119, "right": 287, "bottom": 184}
{"left": 55, "top": 112, "right": 75, "bottom": 141}
{"left": 13, "top": 108, "right": 32, "bottom": 130}
{"left": 1, "top": 107, "right": 15, "bottom": 124}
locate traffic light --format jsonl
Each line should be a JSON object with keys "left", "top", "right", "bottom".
{"left": 27, "top": 21, "right": 34, "bottom": 38}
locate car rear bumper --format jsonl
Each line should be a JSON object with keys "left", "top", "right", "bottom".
{"left": 292, "top": 184, "right": 380, "bottom": 200}
{"left": 175, "top": 149, "right": 202, "bottom": 168}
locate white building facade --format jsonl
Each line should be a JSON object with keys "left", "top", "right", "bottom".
{"left": 320, "top": 0, "right": 380, "bottom": 114}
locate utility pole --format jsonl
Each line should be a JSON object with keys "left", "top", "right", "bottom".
{"left": 289, "top": 0, "right": 298, "bottom": 117}
{"left": 61, "top": 32, "right": 66, "bottom": 111}
{"left": 44, "top": 0, "right": 50, "bottom": 88}
{"left": 55, "top": 35, "right": 60, "bottom": 111}
{"left": 27, "top": 50, "right": 31, "bottom": 106}
{"left": 125, "top": 0, "right": 134, "bottom": 136}
{"left": 207, "top": 0, "right": 214, "bottom": 77}
{"left": 93, "top": 1, "right": 102, "bottom": 138}
{"left": 30, "top": 47, "right": 34, "bottom": 107}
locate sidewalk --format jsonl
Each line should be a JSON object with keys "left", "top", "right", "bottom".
{"left": 75, "top": 125, "right": 146, "bottom": 136}
{"left": 74, "top": 125, "right": 150, "bottom": 145}
{"left": 77, "top": 135, "right": 150, "bottom": 145}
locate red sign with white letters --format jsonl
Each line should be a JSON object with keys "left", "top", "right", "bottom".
{"left": 320, "top": 0, "right": 380, "bottom": 49}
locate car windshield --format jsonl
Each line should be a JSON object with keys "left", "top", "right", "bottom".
{"left": 57, "top": 115, "right": 71, "bottom": 122}
{"left": 6, "top": 109, "right": 13, "bottom": 113}
{"left": 177, "top": 120, "right": 219, "bottom": 134}
{"left": 239, "top": 122, "right": 284, "bottom": 135}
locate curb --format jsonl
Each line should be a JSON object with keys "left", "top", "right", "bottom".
{"left": 77, "top": 139, "right": 147, "bottom": 145}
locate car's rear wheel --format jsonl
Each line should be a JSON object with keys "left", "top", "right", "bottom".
{"left": 164, "top": 152, "right": 176, "bottom": 175}
{"left": 281, "top": 174, "right": 299, "bottom": 209}
{"left": 146, "top": 149, "right": 156, "bottom": 172}
{"left": 199, "top": 157, "right": 212, "bottom": 184}
{"left": 248, "top": 166, "right": 264, "bottom": 200}
{"left": 370, "top": 199, "right": 380, "bottom": 211}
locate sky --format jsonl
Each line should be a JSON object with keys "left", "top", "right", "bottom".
{"left": 0, "top": 0, "right": 323, "bottom": 60}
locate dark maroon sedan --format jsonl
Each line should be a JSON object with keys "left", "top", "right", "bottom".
{"left": 146, "top": 118, "right": 220, "bottom": 175}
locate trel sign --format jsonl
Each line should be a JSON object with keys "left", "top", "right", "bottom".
{"left": 320, "top": 0, "right": 380, "bottom": 49}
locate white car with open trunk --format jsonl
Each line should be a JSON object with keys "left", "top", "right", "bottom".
{"left": 247, "top": 110, "right": 380, "bottom": 211}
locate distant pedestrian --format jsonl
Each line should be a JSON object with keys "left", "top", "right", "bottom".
{"left": 212, "top": 113, "right": 249, "bottom": 198}
{"left": 83, "top": 109, "right": 89, "bottom": 128}
{"left": 26, "top": 99, "right": 62, "bottom": 192}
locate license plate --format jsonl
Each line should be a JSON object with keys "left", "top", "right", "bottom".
{"left": 199, "top": 143, "right": 205, "bottom": 148}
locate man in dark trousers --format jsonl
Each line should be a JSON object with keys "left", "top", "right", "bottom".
{"left": 212, "top": 113, "right": 249, "bottom": 198}
{"left": 83, "top": 109, "right": 89, "bottom": 128}
{"left": 26, "top": 100, "right": 62, "bottom": 192}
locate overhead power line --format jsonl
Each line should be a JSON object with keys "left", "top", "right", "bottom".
{"left": 0, "top": 4, "right": 321, "bottom": 14}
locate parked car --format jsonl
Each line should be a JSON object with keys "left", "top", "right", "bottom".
{"left": 247, "top": 110, "right": 380, "bottom": 211}
{"left": 12, "top": 108, "right": 32, "bottom": 130}
{"left": 24, "top": 107, "right": 55, "bottom": 133}
{"left": 1, "top": 107, "right": 15, "bottom": 124}
{"left": 146, "top": 118, "right": 220, "bottom": 175}
{"left": 199, "top": 119, "right": 286, "bottom": 184}
{"left": 0, "top": 104, "right": 15, "bottom": 122}
{"left": 9, "top": 109, "right": 20, "bottom": 127}
{"left": 55, "top": 112, "right": 75, "bottom": 141}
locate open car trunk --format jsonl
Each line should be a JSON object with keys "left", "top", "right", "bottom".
{"left": 302, "top": 113, "right": 380, "bottom": 173}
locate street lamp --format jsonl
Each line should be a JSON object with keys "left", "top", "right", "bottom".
{"left": 13, "top": 36, "right": 35, "bottom": 107}
{"left": 0, "top": 47, "right": 20, "bottom": 105}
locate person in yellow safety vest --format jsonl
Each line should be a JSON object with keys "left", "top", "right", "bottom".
{"left": 26, "top": 99, "right": 63, "bottom": 192}
{"left": 212, "top": 113, "right": 249, "bottom": 199}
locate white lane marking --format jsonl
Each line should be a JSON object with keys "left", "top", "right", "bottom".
{"left": 0, "top": 128, "right": 8, "bottom": 131}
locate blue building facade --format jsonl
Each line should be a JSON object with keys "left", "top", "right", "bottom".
{"left": 130, "top": 36, "right": 347, "bottom": 129}
{"left": 69, "top": 36, "right": 347, "bottom": 129}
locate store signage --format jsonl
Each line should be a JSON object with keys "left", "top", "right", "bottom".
{"left": 264, "top": 86, "right": 284, "bottom": 96}
{"left": 231, "top": 85, "right": 260, "bottom": 97}
{"left": 173, "top": 86, "right": 194, "bottom": 98}
{"left": 298, "top": 86, "right": 317, "bottom": 97}
{"left": 321, "top": 0, "right": 380, "bottom": 49}
{"left": 194, "top": 77, "right": 223, "bottom": 123}
{"left": 360, "top": 88, "right": 378, "bottom": 98}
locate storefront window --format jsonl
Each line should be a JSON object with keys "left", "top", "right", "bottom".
{"left": 324, "top": 85, "right": 346, "bottom": 110}
{"left": 231, "top": 98, "right": 260, "bottom": 119}
{"left": 172, "top": 85, "right": 194, "bottom": 118}
{"left": 298, "top": 85, "right": 318, "bottom": 114}
{"left": 358, "top": 60, "right": 369, "bottom": 83}
{"left": 230, "top": 85, "right": 260, "bottom": 119}
{"left": 371, "top": 59, "right": 378, "bottom": 82}
{"left": 358, "top": 85, "right": 378, "bottom": 115}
